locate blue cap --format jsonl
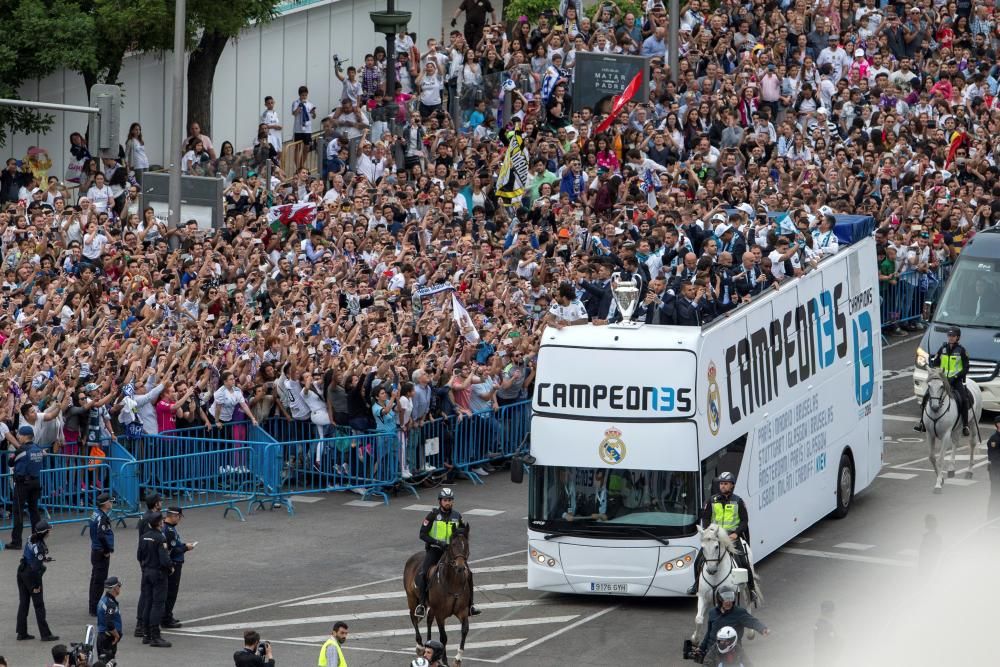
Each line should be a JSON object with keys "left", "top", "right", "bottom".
{"left": 17, "top": 425, "right": 34, "bottom": 437}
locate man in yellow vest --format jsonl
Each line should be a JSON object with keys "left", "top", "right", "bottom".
{"left": 317, "top": 621, "right": 348, "bottom": 667}
{"left": 414, "top": 488, "right": 480, "bottom": 619}
{"left": 915, "top": 326, "right": 971, "bottom": 435}
{"left": 687, "top": 472, "right": 756, "bottom": 602}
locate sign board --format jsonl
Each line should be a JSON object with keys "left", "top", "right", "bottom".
{"left": 139, "top": 172, "right": 224, "bottom": 230}
{"left": 572, "top": 52, "right": 649, "bottom": 115}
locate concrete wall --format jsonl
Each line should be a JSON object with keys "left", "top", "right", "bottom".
{"left": 7, "top": 0, "right": 443, "bottom": 181}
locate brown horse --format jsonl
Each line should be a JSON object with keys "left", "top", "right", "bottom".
{"left": 403, "top": 522, "right": 472, "bottom": 665}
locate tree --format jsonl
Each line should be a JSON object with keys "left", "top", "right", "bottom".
{"left": 185, "top": 0, "right": 278, "bottom": 137}
{"left": 0, "top": 0, "right": 97, "bottom": 147}
{"left": 76, "top": 0, "right": 175, "bottom": 96}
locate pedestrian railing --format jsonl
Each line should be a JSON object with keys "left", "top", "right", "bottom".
{"left": 0, "top": 400, "right": 532, "bottom": 532}
{"left": 879, "top": 264, "right": 950, "bottom": 329}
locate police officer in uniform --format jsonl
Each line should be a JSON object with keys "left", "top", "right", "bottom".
{"left": 138, "top": 511, "right": 172, "bottom": 648}
{"left": 162, "top": 506, "right": 196, "bottom": 628}
{"left": 987, "top": 415, "right": 1000, "bottom": 519}
{"left": 915, "top": 326, "right": 972, "bottom": 435}
{"left": 88, "top": 492, "right": 115, "bottom": 616}
{"left": 133, "top": 492, "right": 162, "bottom": 637}
{"left": 6, "top": 425, "right": 46, "bottom": 550}
{"left": 16, "top": 519, "right": 58, "bottom": 641}
{"left": 96, "top": 576, "right": 123, "bottom": 661}
{"left": 687, "top": 472, "right": 757, "bottom": 602}
{"left": 413, "top": 488, "right": 479, "bottom": 620}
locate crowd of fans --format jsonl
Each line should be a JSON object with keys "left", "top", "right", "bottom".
{"left": 0, "top": 0, "right": 998, "bottom": 474}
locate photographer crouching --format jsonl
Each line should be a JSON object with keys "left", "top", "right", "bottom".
{"left": 234, "top": 630, "right": 275, "bottom": 667}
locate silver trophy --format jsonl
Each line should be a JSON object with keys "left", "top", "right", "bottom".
{"left": 610, "top": 272, "right": 642, "bottom": 328}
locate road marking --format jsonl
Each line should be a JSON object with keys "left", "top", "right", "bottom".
{"left": 884, "top": 332, "right": 922, "bottom": 349}
{"left": 882, "top": 415, "right": 914, "bottom": 422}
{"left": 466, "top": 508, "right": 506, "bottom": 516}
{"left": 884, "top": 396, "right": 918, "bottom": 409}
{"left": 287, "top": 495, "right": 324, "bottom": 503}
{"left": 944, "top": 478, "right": 977, "bottom": 486}
{"left": 476, "top": 564, "right": 527, "bottom": 573}
{"left": 403, "top": 504, "right": 436, "bottom": 511}
{"left": 182, "top": 600, "right": 548, "bottom": 633}
{"left": 779, "top": 547, "right": 915, "bottom": 567}
{"left": 181, "top": 549, "right": 526, "bottom": 624}
{"left": 898, "top": 549, "right": 919, "bottom": 559}
{"left": 344, "top": 500, "right": 383, "bottom": 508}
{"left": 879, "top": 472, "right": 918, "bottom": 480}
{"left": 493, "top": 606, "right": 619, "bottom": 664}
{"left": 410, "top": 638, "right": 525, "bottom": 649}
{"left": 287, "top": 616, "right": 579, "bottom": 642}
{"left": 284, "top": 583, "right": 530, "bottom": 607}
{"left": 883, "top": 366, "right": 916, "bottom": 382}
{"left": 832, "top": 542, "right": 874, "bottom": 551}
{"left": 791, "top": 537, "right": 813, "bottom": 544}
{"left": 159, "top": 631, "right": 445, "bottom": 661}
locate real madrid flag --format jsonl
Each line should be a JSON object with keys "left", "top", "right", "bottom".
{"left": 496, "top": 127, "right": 529, "bottom": 202}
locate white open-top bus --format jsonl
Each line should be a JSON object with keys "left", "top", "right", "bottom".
{"left": 526, "top": 237, "right": 883, "bottom": 596}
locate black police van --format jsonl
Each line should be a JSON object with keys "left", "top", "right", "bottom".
{"left": 914, "top": 227, "right": 1000, "bottom": 413}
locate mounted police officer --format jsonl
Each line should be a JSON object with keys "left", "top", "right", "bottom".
{"left": 96, "top": 576, "right": 123, "bottom": 661}
{"left": 413, "top": 488, "right": 479, "bottom": 620}
{"left": 88, "top": 492, "right": 115, "bottom": 616}
{"left": 915, "top": 326, "right": 972, "bottom": 435}
{"left": 138, "top": 511, "right": 172, "bottom": 648}
{"left": 162, "top": 506, "right": 195, "bottom": 628}
{"left": 16, "top": 519, "right": 58, "bottom": 641}
{"left": 687, "top": 472, "right": 757, "bottom": 602}
{"left": 6, "top": 425, "right": 46, "bottom": 550}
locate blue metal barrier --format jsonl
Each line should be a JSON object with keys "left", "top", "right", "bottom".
{"left": 121, "top": 443, "right": 265, "bottom": 521}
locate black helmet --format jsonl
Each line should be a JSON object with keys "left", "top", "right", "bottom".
{"left": 716, "top": 472, "right": 736, "bottom": 484}
{"left": 425, "top": 639, "right": 445, "bottom": 661}
{"left": 438, "top": 488, "right": 455, "bottom": 501}
{"left": 716, "top": 585, "right": 738, "bottom": 606}
{"left": 947, "top": 326, "right": 961, "bottom": 337}
{"left": 34, "top": 520, "right": 51, "bottom": 534}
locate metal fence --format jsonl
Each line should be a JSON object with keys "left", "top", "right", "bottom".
{"left": 0, "top": 401, "right": 532, "bottom": 534}
{"left": 879, "top": 263, "right": 952, "bottom": 329}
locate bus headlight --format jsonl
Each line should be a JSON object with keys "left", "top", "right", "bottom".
{"left": 916, "top": 346, "right": 928, "bottom": 368}
{"left": 663, "top": 553, "right": 695, "bottom": 571}
{"left": 529, "top": 547, "right": 558, "bottom": 567}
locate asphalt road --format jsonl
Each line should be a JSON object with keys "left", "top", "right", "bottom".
{"left": 2, "top": 330, "right": 998, "bottom": 667}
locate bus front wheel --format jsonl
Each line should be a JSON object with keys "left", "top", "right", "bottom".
{"left": 831, "top": 453, "right": 854, "bottom": 519}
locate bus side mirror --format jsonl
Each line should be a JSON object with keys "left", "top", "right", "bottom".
{"left": 510, "top": 454, "right": 535, "bottom": 484}
{"left": 922, "top": 300, "right": 935, "bottom": 322}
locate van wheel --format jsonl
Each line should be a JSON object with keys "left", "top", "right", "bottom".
{"left": 831, "top": 454, "right": 854, "bottom": 519}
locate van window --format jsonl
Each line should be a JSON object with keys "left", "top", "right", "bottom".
{"left": 934, "top": 257, "right": 1000, "bottom": 328}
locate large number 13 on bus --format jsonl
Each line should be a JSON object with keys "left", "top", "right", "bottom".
{"left": 852, "top": 312, "right": 874, "bottom": 405}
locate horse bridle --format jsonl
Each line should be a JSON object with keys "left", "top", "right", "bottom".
{"left": 701, "top": 538, "right": 734, "bottom": 599}
{"left": 924, "top": 380, "right": 953, "bottom": 437}
{"left": 436, "top": 536, "right": 469, "bottom": 599}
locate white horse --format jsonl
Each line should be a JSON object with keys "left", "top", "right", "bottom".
{"left": 921, "top": 368, "right": 982, "bottom": 493}
{"left": 691, "top": 523, "right": 763, "bottom": 643}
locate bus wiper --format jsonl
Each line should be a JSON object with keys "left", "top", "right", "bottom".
{"left": 542, "top": 525, "right": 609, "bottom": 540}
{"left": 626, "top": 525, "right": 671, "bottom": 547}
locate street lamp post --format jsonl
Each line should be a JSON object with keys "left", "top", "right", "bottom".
{"left": 169, "top": 0, "right": 186, "bottom": 230}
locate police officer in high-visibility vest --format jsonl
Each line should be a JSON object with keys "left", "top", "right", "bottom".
{"left": 915, "top": 326, "right": 972, "bottom": 435}
{"left": 413, "top": 488, "right": 480, "bottom": 620}
{"left": 88, "top": 492, "right": 115, "bottom": 616}
{"left": 687, "top": 472, "right": 756, "bottom": 601}
{"left": 317, "top": 620, "right": 349, "bottom": 666}
{"left": 987, "top": 415, "right": 1000, "bottom": 520}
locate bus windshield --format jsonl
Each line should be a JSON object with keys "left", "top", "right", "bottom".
{"left": 934, "top": 257, "right": 1000, "bottom": 328}
{"left": 529, "top": 465, "right": 699, "bottom": 538}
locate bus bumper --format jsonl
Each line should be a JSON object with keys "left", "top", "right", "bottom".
{"left": 913, "top": 367, "right": 1000, "bottom": 412}
{"left": 527, "top": 538, "right": 699, "bottom": 597}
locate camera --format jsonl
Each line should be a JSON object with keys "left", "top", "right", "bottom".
{"left": 682, "top": 639, "right": 704, "bottom": 662}
{"left": 257, "top": 640, "right": 271, "bottom": 657}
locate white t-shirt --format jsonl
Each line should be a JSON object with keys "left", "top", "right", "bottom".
{"left": 419, "top": 74, "right": 444, "bottom": 106}
{"left": 291, "top": 99, "right": 317, "bottom": 133}
{"left": 548, "top": 299, "right": 588, "bottom": 324}
{"left": 82, "top": 232, "right": 108, "bottom": 260}
{"left": 260, "top": 108, "right": 283, "bottom": 151}
{"left": 212, "top": 386, "right": 246, "bottom": 422}
{"left": 399, "top": 395, "right": 413, "bottom": 429}
{"left": 87, "top": 184, "right": 113, "bottom": 213}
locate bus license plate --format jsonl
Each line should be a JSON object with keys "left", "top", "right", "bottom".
{"left": 590, "top": 582, "right": 627, "bottom": 594}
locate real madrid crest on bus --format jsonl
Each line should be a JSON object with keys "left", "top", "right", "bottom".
{"left": 599, "top": 427, "right": 626, "bottom": 465}
{"left": 707, "top": 362, "right": 722, "bottom": 436}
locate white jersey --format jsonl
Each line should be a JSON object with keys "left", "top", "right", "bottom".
{"left": 548, "top": 299, "right": 588, "bottom": 324}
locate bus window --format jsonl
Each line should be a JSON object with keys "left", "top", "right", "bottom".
{"left": 701, "top": 435, "right": 747, "bottom": 500}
